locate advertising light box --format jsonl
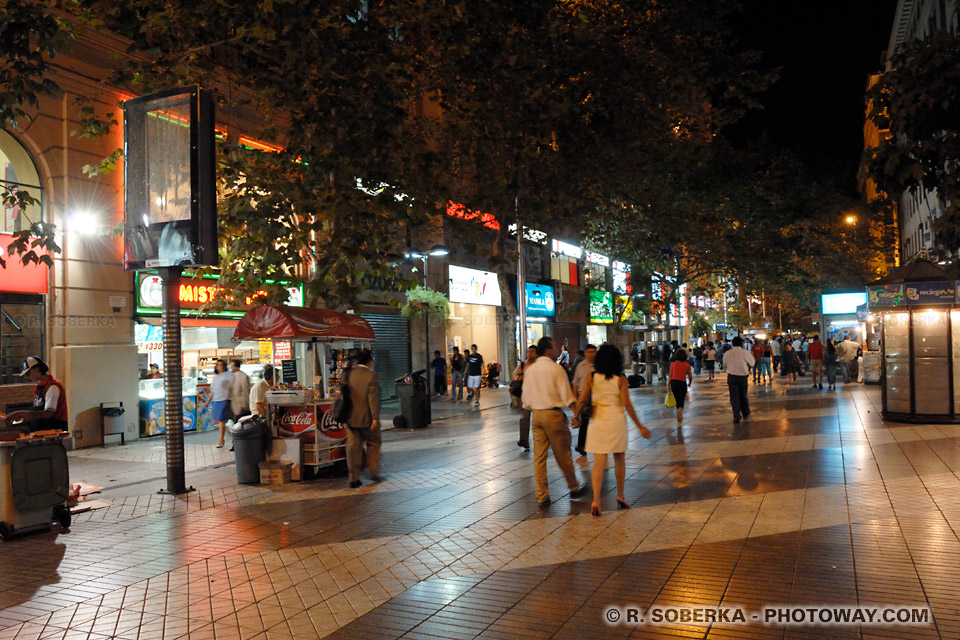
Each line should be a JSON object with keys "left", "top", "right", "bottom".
{"left": 448, "top": 265, "right": 502, "bottom": 306}
{"left": 821, "top": 292, "right": 867, "bottom": 315}
{"left": 522, "top": 282, "right": 556, "bottom": 318}
{"left": 589, "top": 290, "right": 614, "bottom": 324}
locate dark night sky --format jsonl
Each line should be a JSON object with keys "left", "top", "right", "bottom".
{"left": 729, "top": 0, "right": 900, "bottom": 189}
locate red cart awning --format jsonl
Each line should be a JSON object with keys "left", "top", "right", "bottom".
{"left": 233, "top": 305, "right": 376, "bottom": 341}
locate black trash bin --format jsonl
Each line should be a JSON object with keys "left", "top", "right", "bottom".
{"left": 393, "top": 370, "right": 431, "bottom": 429}
{"left": 230, "top": 416, "right": 271, "bottom": 484}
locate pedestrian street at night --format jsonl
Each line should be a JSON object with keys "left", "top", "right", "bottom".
{"left": 0, "top": 377, "right": 956, "bottom": 640}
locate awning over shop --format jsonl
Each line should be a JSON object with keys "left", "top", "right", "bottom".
{"left": 233, "top": 305, "right": 376, "bottom": 341}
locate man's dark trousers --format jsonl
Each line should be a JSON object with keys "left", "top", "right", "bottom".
{"left": 576, "top": 413, "right": 590, "bottom": 454}
{"left": 728, "top": 374, "right": 750, "bottom": 420}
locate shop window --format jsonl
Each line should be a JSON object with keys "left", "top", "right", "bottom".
{"left": 0, "top": 294, "right": 44, "bottom": 385}
{"left": 0, "top": 130, "right": 44, "bottom": 234}
{"left": 583, "top": 263, "right": 607, "bottom": 288}
{"left": 550, "top": 253, "right": 578, "bottom": 285}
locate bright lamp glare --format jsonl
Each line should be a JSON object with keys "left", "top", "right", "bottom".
{"left": 70, "top": 211, "right": 99, "bottom": 236}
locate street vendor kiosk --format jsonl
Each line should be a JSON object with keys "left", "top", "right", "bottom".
{"left": 233, "top": 306, "right": 375, "bottom": 475}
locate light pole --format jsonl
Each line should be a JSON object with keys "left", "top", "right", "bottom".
{"left": 405, "top": 245, "right": 449, "bottom": 376}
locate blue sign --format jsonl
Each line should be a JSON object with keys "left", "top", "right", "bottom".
{"left": 905, "top": 281, "right": 956, "bottom": 305}
{"left": 523, "top": 283, "right": 556, "bottom": 317}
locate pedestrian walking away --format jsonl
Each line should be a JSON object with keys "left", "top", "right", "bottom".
{"left": 760, "top": 340, "right": 772, "bottom": 384}
{"left": 450, "top": 347, "right": 465, "bottom": 400}
{"left": 824, "top": 339, "right": 838, "bottom": 390}
{"left": 571, "top": 344, "right": 597, "bottom": 456}
{"left": 704, "top": 342, "right": 718, "bottom": 381}
{"left": 723, "top": 337, "right": 755, "bottom": 423}
{"left": 513, "top": 346, "right": 538, "bottom": 450}
{"left": 770, "top": 337, "right": 782, "bottom": 373}
{"left": 668, "top": 349, "right": 694, "bottom": 425}
{"left": 466, "top": 345, "right": 484, "bottom": 406}
{"left": 807, "top": 335, "right": 825, "bottom": 389}
{"left": 521, "top": 336, "right": 589, "bottom": 508}
{"left": 781, "top": 343, "right": 801, "bottom": 382}
{"left": 750, "top": 340, "right": 765, "bottom": 383}
{"left": 431, "top": 350, "right": 447, "bottom": 398}
{"left": 572, "top": 345, "right": 652, "bottom": 516}
{"left": 838, "top": 335, "right": 860, "bottom": 383}
{"left": 345, "top": 350, "right": 382, "bottom": 488}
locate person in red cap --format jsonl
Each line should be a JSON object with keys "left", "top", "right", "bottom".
{"left": 3, "top": 356, "right": 68, "bottom": 432}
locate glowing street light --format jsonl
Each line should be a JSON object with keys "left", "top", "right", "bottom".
{"left": 845, "top": 215, "right": 857, "bottom": 225}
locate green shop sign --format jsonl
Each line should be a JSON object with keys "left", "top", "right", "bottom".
{"left": 589, "top": 290, "right": 614, "bottom": 324}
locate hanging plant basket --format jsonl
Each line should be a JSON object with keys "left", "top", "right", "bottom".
{"left": 401, "top": 285, "right": 450, "bottom": 320}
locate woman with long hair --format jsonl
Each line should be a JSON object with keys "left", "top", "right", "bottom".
{"left": 668, "top": 349, "right": 693, "bottom": 425}
{"left": 211, "top": 359, "right": 233, "bottom": 448}
{"left": 572, "top": 345, "right": 652, "bottom": 516}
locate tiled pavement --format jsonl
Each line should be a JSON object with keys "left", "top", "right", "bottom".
{"left": 1, "top": 373, "right": 959, "bottom": 638}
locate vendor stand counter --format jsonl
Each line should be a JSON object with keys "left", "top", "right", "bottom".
{"left": 234, "top": 305, "right": 376, "bottom": 474}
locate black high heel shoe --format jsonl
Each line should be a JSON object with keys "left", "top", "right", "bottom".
{"left": 616, "top": 497, "right": 630, "bottom": 510}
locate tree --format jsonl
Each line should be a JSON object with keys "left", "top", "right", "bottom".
{"left": 863, "top": 30, "right": 960, "bottom": 256}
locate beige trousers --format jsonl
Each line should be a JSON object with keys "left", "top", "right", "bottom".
{"left": 531, "top": 409, "right": 579, "bottom": 502}
{"left": 346, "top": 426, "right": 381, "bottom": 482}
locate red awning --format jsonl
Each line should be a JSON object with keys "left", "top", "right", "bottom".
{"left": 233, "top": 306, "right": 375, "bottom": 341}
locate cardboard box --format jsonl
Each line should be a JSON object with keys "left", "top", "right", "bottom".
{"left": 267, "top": 438, "right": 301, "bottom": 481}
{"left": 258, "top": 461, "right": 292, "bottom": 485}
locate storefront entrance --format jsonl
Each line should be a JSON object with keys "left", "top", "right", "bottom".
{"left": 448, "top": 302, "right": 500, "bottom": 369}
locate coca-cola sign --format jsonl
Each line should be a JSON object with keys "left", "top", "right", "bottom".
{"left": 276, "top": 406, "right": 316, "bottom": 435}
{"left": 318, "top": 404, "right": 347, "bottom": 440}
{"left": 274, "top": 402, "right": 348, "bottom": 440}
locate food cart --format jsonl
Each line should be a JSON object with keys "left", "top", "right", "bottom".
{"left": 233, "top": 305, "right": 375, "bottom": 476}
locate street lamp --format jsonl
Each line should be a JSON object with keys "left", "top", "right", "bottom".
{"left": 404, "top": 244, "right": 449, "bottom": 377}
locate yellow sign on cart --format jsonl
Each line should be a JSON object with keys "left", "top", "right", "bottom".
{"left": 259, "top": 341, "right": 273, "bottom": 364}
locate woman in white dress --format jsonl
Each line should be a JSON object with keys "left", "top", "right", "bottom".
{"left": 573, "top": 345, "right": 652, "bottom": 516}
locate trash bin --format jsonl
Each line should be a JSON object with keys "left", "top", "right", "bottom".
{"left": 393, "top": 370, "right": 430, "bottom": 429}
{"left": 100, "top": 402, "right": 125, "bottom": 446}
{"left": 0, "top": 437, "right": 71, "bottom": 540}
{"left": 230, "top": 416, "right": 271, "bottom": 484}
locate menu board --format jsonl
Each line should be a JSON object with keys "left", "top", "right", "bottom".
{"left": 281, "top": 359, "right": 298, "bottom": 383}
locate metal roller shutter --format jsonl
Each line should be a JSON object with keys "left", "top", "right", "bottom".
{"left": 363, "top": 313, "right": 410, "bottom": 400}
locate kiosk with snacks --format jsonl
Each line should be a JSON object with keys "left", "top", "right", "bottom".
{"left": 233, "top": 306, "right": 375, "bottom": 477}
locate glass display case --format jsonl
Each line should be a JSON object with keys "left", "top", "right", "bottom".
{"left": 138, "top": 377, "right": 200, "bottom": 436}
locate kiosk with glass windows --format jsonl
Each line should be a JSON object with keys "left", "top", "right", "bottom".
{"left": 870, "top": 268, "right": 960, "bottom": 422}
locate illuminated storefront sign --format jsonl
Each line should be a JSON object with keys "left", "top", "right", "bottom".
{"left": 551, "top": 239, "right": 582, "bottom": 260}
{"left": 0, "top": 232, "right": 48, "bottom": 294}
{"left": 136, "top": 271, "right": 302, "bottom": 318}
{"left": 523, "top": 282, "right": 556, "bottom": 318}
{"left": 589, "top": 290, "right": 614, "bottom": 324}
{"left": 448, "top": 265, "right": 502, "bottom": 306}
{"left": 446, "top": 201, "right": 500, "bottom": 231}
{"left": 585, "top": 251, "right": 610, "bottom": 267}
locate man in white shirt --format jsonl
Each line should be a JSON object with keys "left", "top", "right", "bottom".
{"left": 838, "top": 335, "right": 860, "bottom": 383}
{"left": 770, "top": 337, "right": 782, "bottom": 372}
{"left": 249, "top": 365, "right": 275, "bottom": 418}
{"left": 521, "top": 336, "right": 588, "bottom": 507}
{"left": 723, "top": 336, "right": 755, "bottom": 423}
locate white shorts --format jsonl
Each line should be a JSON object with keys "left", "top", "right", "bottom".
{"left": 467, "top": 375, "right": 482, "bottom": 389}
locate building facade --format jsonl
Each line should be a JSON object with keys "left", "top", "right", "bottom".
{"left": 884, "top": 0, "right": 960, "bottom": 261}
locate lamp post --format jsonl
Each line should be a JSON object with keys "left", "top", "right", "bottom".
{"left": 405, "top": 245, "right": 449, "bottom": 377}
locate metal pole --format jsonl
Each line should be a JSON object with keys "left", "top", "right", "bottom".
{"left": 517, "top": 199, "right": 527, "bottom": 358}
{"left": 423, "top": 257, "right": 429, "bottom": 372}
{"left": 158, "top": 266, "right": 190, "bottom": 495}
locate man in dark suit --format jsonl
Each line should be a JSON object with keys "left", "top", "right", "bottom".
{"left": 345, "top": 349, "right": 382, "bottom": 488}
